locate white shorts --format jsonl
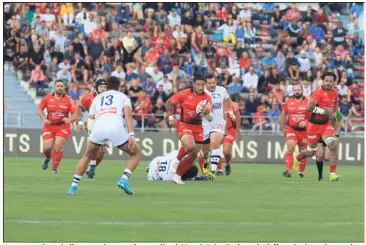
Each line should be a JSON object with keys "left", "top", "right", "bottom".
{"left": 89, "top": 122, "right": 129, "bottom": 147}
{"left": 203, "top": 120, "right": 226, "bottom": 141}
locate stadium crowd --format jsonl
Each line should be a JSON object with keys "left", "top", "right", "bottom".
{"left": 3, "top": 2, "right": 365, "bottom": 132}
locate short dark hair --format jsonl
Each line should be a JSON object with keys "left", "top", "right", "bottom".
{"left": 181, "top": 165, "right": 199, "bottom": 180}
{"left": 205, "top": 74, "right": 215, "bottom": 80}
{"left": 322, "top": 71, "right": 336, "bottom": 81}
{"left": 106, "top": 76, "right": 121, "bottom": 91}
{"left": 193, "top": 73, "right": 206, "bottom": 83}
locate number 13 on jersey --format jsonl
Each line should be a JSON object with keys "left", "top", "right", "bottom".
{"left": 101, "top": 95, "right": 114, "bottom": 106}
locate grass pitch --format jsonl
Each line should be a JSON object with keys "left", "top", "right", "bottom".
{"left": 4, "top": 157, "right": 364, "bottom": 242}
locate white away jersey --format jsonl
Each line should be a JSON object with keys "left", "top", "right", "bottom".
{"left": 203, "top": 85, "right": 230, "bottom": 125}
{"left": 90, "top": 90, "right": 132, "bottom": 126}
{"left": 147, "top": 150, "right": 178, "bottom": 180}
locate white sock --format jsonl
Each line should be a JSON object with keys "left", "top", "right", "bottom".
{"left": 122, "top": 169, "right": 132, "bottom": 180}
{"left": 90, "top": 160, "right": 96, "bottom": 166}
{"left": 173, "top": 173, "right": 181, "bottom": 180}
{"left": 72, "top": 174, "right": 82, "bottom": 187}
{"left": 211, "top": 148, "right": 221, "bottom": 172}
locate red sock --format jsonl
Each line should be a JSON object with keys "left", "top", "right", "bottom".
{"left": 285, "top": 152, "right": 293, "bottom": 171}
{"left": 296, "top": 154, "right": 305, "bottom": 162}
{"left": 176, "top": 158, "right": 193, "bottom": 176}
{"left": 44, "top": 150, "right": 51, "bottom": 160}
{"left": 217, "top": 159, "right": 222, "bottom": 171}
{"left": 299, "top": 158, "right": 307, "bottom": 173}
{"left": 224, "top": 154, "right": 232, "bottom": 165}
{"left": 91, "top": 155, "right": 97, "bottom": 161}
{"left": 177, "top": 147, "right": 186, "bottom": 161}
{"left": 198, "top": 156, "right": 204, "bottom": 173}
{"left": 329, "top": 164, "right": 336, "bottom": 173}
{"left": 52, "top": 152, "right": 63, "bottom": 170}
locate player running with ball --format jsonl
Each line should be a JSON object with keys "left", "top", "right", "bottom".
{"left": 37, "top": 79, "right": 79, "bottom": 173}
{"left": 166, "top": 73, "right": 213, "bottom": 185}
{"left": 294, "top": 71, "right": 341, "bottom": 182}
{"left": 76, "top": 79, "right": 107, "bottom": 179}
{"left": 198, "top": 74, "right": 234, "bottom": 178}
{"left": 279, "top": 84, "right": 310, "bottom": 178}
{"left": 68, "top": 76, "right": 141, "bottom": 195}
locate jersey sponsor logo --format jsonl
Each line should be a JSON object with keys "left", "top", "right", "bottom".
{"left": 286, "top": 133, "right": 296, "bottom": 137}
{"left": 60, "top": 105, "right": 68, "bottom": 109}
{"left": 211, "top": 92, "right": 221, "bottom": 99}
{"left": 98, "top": 107, "right": 118, "bottom": 116}
{"left": 308, "top": 135, "right": 317, "bottom": 139}
{"left": 51, "top": 110, "right": 65, "bottom": 119}
{"left": 290, "top": 114, "right": 306, "bottom": 122}
{"left": 213, "top": 124, "right": 225, "bottom": 130}
{"left": 42, "top": 132, "right": 51, "bottom": 136}
{"left": 212, "top": 102, "right": 222, "bottom": 110}
{"left": 61, "top": 129, "right": 68, "bottom": 134}
{"left": 226, "top": 135, "right": 234, "bottom": 140}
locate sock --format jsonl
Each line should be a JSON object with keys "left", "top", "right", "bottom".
{"left": 177, "top": 146, "right": 186, "bottom": 161}
{"left": 217, "top": 159, "right": 222, "bottom": 171}
{"left": 176, "top": 158, "right": 193, "bottom": 176}
{"left": 198, "top": 155, "right": 204, "bottom": 173}
{"left": 51, "top": 151, "right": 63, "bottom": 170}
{"left": 329, "top": 164, "right": 336, "bottom": 173}
{"left": 122, "top": 169, "right": 132, "bottom": 180}
{"left": 90, "top": 155, "right": 97, "bottom": 166}
{"left": 210, "top": 148, "right": 221, "bottom": 173}
{"left": 285, "top": 152, "right": 293, "bottom": 171}
{"left": 203, "top": 153, "right": 210, "bottom": 168}
{"left": 224, "top": 154, "right": 232, "bottom": 166}
{"left": 71, "top": 174, "right": 82, "bottom": 187}
{"left": 316, "top": 160, "right": 323, "bottom": 178}
{"left": 44, "top": 150, "right": 51, "bottom": 160}
{"left": 299, "top": 158, "right": 307, "bottom": 173}
{"left": 296, "top": 154, "right": 305, "bottom": 162}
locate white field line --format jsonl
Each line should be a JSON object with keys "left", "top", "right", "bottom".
{"left": 4, "top": 220, "right": 364, "bottom": 226}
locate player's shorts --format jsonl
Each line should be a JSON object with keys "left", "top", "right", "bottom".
{"left": 177, "top": 121, "right": 203, "bottom": 144}
{"left": 42, "top": 126, "right": 71, "bottom": 141}
{"left": 222, "top": 127, "right": 236, "bottom": 145}
{"left": 203, "top": 120, "right": 226, "bottom": 143}
{"left": 89, "top": 122, "right": 129, "bottom": 148}
{"left": 307, "top": 121, "right": 335, "bottom": 145}
{"left": 285, "top": 127, "right": 307, "bottom": 147}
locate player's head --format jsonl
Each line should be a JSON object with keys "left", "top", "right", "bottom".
{"left": 181, "top": 165, "right": 199, "bottom": 180}
{"left": 205, "top": 74, "right": 217, "bottom": 92}
{"left": 322, "top": 71, "right": 336, "bottom": 90}
{"left": 292, "top": 84, "right": 304, "bottom": 99}
{"left": 106, "top": 76, "right": 121, "bottom": 91}
{"left": 95, "top": 79, "right": 107, "bottom": 94}
{"left": 192, "top": 73, "right": 206, "bottom": 95}
{"left": 55, "top": 79, "right": 66, "bottom": 96}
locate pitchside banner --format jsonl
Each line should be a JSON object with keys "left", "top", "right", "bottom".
{"left": 3, "top": 128, "right": 364, "bottom": 165}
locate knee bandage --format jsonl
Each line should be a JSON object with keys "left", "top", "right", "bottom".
{"left": 325, "top": 137, "right": 337, "bottom": 146}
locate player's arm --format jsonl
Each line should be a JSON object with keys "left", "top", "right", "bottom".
{"left": 166, "top": 92, "right": 183, "bottom": 127}
{"left": 203, "top": 96, "right": 214, "bottom": 122}
{"left": 336, "top": 112, "right": 344, "bottom": 137}
{"left": 87, "top": 99, "right": 97, "bottom": 134}
{"left": 63, "top": 99, "right": 80, "bottom": 124}
{"left": 234, "top": 109, "right": 241, "bottom": 141}
{"left": 123, "top": 99, "right": 138, "bottom": 149}
{"left": 37, "top": 96, "right": 50, "bottom": 125}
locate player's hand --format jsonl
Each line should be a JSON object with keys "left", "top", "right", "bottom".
{"left": 43, "top": 119, "right": 51, "bottom": 125}
{"left": 128, "top": 135, "right": 137, "bottom": 150}
{"left": 102, "top": 143, "right": 109, "bottom": 152}
{"left": 203, "top": 102, "right": 211, "bottom": 115}
{"left": 235, "top": 130, "right": 241, "bottom": 142}
{"left": 324, "top": 109, "right": 336, "bottom": 118}
{"left": 299, "top": 121, "right": 307, "bottom": 128}
{"left": 168, "top": 116, "right": 177, "bottom": 128}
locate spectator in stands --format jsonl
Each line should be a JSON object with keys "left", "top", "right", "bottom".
{"left": 274, "top": 51, "right": 287, "bottom": 77}
{"left": 217, "top": 18, "right": 236, "bottom": 44}
{"left": 348, "top": 81, "right": 362, "bottom": 105}
{"left": 68, "top": 84, "right": 81, "bottom": 102}
{"left": 70, "top": 52, "right": 87, "bottom": 84}
{"left": 297, "top": 50, "right": 311, "bottom": 78}
{"left": 227, "top": 75, "right": 242, "bottom": 95}
{"left": 87, "top": 37, "right": 104, "bottom": 61}
{"left": 156, "top": 75, "right": 173, "bottom": 95}
{"left": 167, "top": 9, "right": 181, "bottom": 27}
{"left": 351, "top": 32, "right": 364, "bottom": 59}
{"left": 285, "top": 3, "right": 301, "bottom": 22}
{"left": 115, "top": 3, "right": 131, "bottom": 25}
{"left": 243, "top": 21, "right": 256, "bottom": 45}
{"left": 14, "top": 44, "right": 29, "bottom": 74}
{"left": 128, "top": 78, "right": 143, "bottom": 105}
{"left": 29, "top": 45, "right": 45, "bottom": 71}
{"left": 242, "top": 66, "right": 259, "bottom": 93}
{"left": 61, "top": 3, "right": 74, "bottom": 26}
{"left": 245, "top": 93, "right": 259, "bottom": 126}
{"left": 239, "top": 6, "right": 251, "bottom": 22}
{"left": 134, "top": 90, "right": 151, "bottom": 129}
{"left": 265, "top": 102, "right": 281, "bottom": 132}
{"left": 239, "top": 51, "right": 251, "bottom": 76}
{"left": 286, "top": 52, "right": 300, "bottom": 80}
{"left": 150, "top": 97, "right": 168, "bottom": 130}
{"left": 337, "top": 79, "right": 349, "bottom": 97}
{"left": 332, "top": 22, "right": 347, "bottom": 47}
{"left": 302, "top": 5, "right": 315, "bottom": 23}
{"left": 261, "top": 51, "right": 275, "bottom": 70}
{"left": 257, "top": 69, "right": 272, "bottom": 94}
{"left": 56, "top": 67, "right": 72, "bottom": 84}
{"left": 142, "top": 75, "right": 156, "bottom": 96}
{"left": 111, "top": 64, "right": 125, "bottom": 81}
{"left": 29, "top": 65, "right": 47, "bottom": 95}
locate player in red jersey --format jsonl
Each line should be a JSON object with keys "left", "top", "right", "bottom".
{"left": 294, "top": 71, "right": 340, "bottom": 182}
{"left": 76, "top": 79, "right": 107, "bottom": 179}
{"left": 165, "top": 73, "right": 213, "bottom": 185}
{"left": 279, "top": 84, "right": 310, "bottom": 178}
{"left": 37, "top": 80, "right": 79, "bottom": 173}
{"left": 216, "top": 102, "right": 241, "bottom": 176}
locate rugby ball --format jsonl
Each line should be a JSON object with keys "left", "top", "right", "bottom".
{"left": 196, "top": 100, "right": 208, "bottom": 115}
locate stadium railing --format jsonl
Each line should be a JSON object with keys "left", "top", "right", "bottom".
{"left": 4, "top": 110, "right": 364, "bottom": 137}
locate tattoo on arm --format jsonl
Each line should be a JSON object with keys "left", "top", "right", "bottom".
{"left": 307, "top": 98, "right": 317, "bottom": 112}
{"left": 166, "top": 100, "right": 173, "bottom": 116}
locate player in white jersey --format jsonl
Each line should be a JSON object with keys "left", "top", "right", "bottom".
{"left": 147, "top": 150, "right": 208, "bottom": 181}
{"left": 198, "top": 74, "right": 233, "bottom": 179}
{"left": 67, "top": 76, "right": 141, "bottom": 196}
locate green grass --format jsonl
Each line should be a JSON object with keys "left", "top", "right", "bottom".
{"left": 4, "top": 157, "right": 364, "bottom": 243}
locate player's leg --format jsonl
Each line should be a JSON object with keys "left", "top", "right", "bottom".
{"left": 117, "top": 140, "right": 141, "bottom": 195}
{"left": 68, "top": 140, "right": 101, "bottom": 195}
{"left": 86, "top": 145, "right": 106, "bottom": 179}
{"left": 283, "top": 139, "right": 297, "bottom": 178}
{"left": 198, "top": 140, "right": 210, "bottom": 174}
{"left": 315, "top": 143, "right": 325, "bottom": 182}
{"left": 41, "top": 132, "right": 55, "bottom": 170}
{"left": 209, "top": 131, "right": 225, "bottom": 176}
{"left": 297, "top": 133, "right": 309, "bottom": 178}
{"left": 295, "top": 123, "right": 320, "bottom": 162}
{"left": 51, "top": 136, "right": 67, "bottom": 173}
{"left": 322, "top": 134, "right": 340, "bottom": 182}
{"left": 222, "top": 142, "right": 233, "bottom": 176}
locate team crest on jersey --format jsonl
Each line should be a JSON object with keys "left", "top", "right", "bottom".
{"left": 211, "top": 92, "right": 221, "bottom": 99}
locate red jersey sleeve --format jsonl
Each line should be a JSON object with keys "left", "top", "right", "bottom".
{"left": 80, "top": 95, "right": 89, "bottom": 109}
{"left": 169, "top": 90, "right": 185, "bottom": 106}
{"left": 38, "top": 94, "right": 49, "bottom": 110}
{"left": 67, "top": 96, "right": 76, "bottom": 114}
{"left": 310, "top": 89, "right": 322, "bottom": 104}
{"left": 282, "top": 100, "right": 288, "bottom": 114}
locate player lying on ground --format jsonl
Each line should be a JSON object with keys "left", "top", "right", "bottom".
{"left": 279, "top": 84, "right": 310, "bottom": 178}
{"left": 294, "top": 71, "right": 341, "bottom": 182}
{"left": 37, "top": 79, "right": 79, "bottom": 174}
{"left": 68, "top": 76, "right": 141, "bottom": 195}
{"left": 315, "top": 111, "right": 344, "bottom": 182}
{"left": 75, "top": 79, "right": 108, "bottom": 179}
{"left": 166, "top": 73, "right": 213, "bottom": 185}
{"left": 147, "top": 150, "right": 209, "bottom": 181}
{"left": 198, "top": 74, "right": 234, "bottom": 179}
{"left": 215, "top": 102, "right": 241, "bottom": 176}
